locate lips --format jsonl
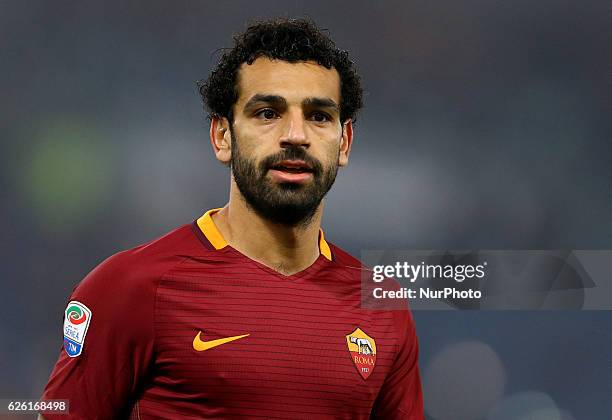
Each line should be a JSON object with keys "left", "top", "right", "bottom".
{"left": 268, "top": 160, "right": 314, "bottom": 183}
{"left": 270, "top": 160, "right": 313, "bottom": 173}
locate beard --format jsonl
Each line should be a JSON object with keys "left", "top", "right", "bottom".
{"left": 230, "top": 130, "right": 339, "bottom": 227}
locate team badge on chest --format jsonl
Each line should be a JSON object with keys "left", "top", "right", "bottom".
{"left": 63, "top": 301, "right": 92, "bottom": 357}
{"left": 346, "top": 327, "right": 377, "bottom": 380}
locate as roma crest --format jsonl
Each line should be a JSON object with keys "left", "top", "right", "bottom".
{"left": 346, "top": 327, "right": 376, "bottom": 380}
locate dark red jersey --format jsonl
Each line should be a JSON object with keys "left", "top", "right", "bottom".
{"left": 41, "top": 209, "right": 423, "bottom": 419}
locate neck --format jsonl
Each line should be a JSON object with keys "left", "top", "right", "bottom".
{"left": 211, "top": 182, "right": 324, "bottom": 276}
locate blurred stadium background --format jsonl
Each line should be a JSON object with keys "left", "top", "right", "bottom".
{"left": 1, "top": 1, "right": 611, "bottom": 418}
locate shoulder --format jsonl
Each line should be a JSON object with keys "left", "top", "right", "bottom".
{"left": 64, "top": 223, "right": 210, "bottom": 343}
{"left": 71, "top": 223, "right": 205, "bottom": 312}
{"left": 328, "top": 242, "right": 364, "bottom": 269}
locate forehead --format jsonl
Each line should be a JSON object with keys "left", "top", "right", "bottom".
{"left": 235, "top": 57, "right": 341, "bottom": 107}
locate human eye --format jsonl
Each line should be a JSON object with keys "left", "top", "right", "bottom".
{"left": 309, "top": 111, "right": 332, "bottom": 123}
{"left": 254, "top": 108, "right": 279, "bottom": 120}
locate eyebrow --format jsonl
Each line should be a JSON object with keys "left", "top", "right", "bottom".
{"left": 243, "top": 94, "right": 287, "bottom": 113}
{"left": 242, "top": 94, "right": 339, "bottom": 114}
{"left": 302, "top": 97, "right": 339, "bottom": 113}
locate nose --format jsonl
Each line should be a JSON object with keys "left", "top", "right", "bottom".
{"left": 279, "top": 109, "right": 309, "bottom": 149}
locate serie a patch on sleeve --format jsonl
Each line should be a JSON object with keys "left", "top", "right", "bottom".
{"left": 63, "top": 301, "right": 92, "bottom": 357}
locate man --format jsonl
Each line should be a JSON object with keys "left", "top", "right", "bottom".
{"left": 40, "top": 18, "right": 423, "bottom": 419}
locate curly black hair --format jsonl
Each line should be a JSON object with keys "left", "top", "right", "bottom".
{"left": 198, "top": 18, "right": 363, "bottom": 123}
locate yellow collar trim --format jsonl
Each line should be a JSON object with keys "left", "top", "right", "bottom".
{"left": 196, "top": 208, "right": 332, "bottom": 261}
{"left": 318, "top": 229, "right": 332, "bottom": 261}
{"left": 196, "top": 208, "right": 228, "bottom": 250}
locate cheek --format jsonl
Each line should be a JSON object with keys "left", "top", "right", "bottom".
{"left": 233, "top": 140, "right": 270, "bottom": 174}
{"left": 231, "top": 128, "right": 255, "bottom": 157}
{"left": 233, "top": 126, "right": 277, "bottom": 157}
{"left": 320, "top": 135, "right": 342, "bottom": 163}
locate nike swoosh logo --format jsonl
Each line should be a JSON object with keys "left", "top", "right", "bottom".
{"left": 192, "top": 331, "right": 250, "bottom": 351}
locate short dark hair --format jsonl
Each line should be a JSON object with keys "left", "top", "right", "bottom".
{"left": 198, "top": 18, "right": 363, "bottom": 123}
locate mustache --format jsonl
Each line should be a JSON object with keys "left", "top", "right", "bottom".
{"left": 260, "top": 146, "right": 323, "bottom": 175}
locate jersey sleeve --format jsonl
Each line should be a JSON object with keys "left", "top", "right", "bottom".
{"left": 371, "top": 308, "right": 424, "bottom": 419}
{"left": 40, "top": 251, "right": 157, "bottom": 419}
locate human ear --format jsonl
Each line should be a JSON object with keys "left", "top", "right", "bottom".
{"left": 209, "top": 117, "right": 232, "bottom": 165}
{"left": 338, "top": 120, "right": 353, "bottom": 167}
